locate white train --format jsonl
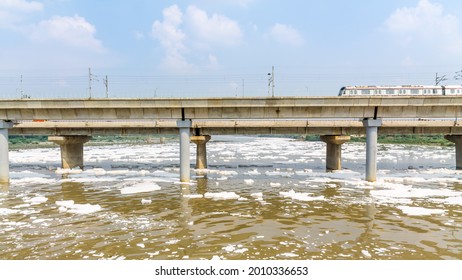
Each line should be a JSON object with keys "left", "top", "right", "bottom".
{"left": 338, "top": 85, "right": 462, "bottom": 96}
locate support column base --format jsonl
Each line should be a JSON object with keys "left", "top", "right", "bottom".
{"left": 191, "top": 135, "right": 211, "bottom": 169}
{"left": 48, "top": 136, "right": 91, "bottom": 169}
{"left": 320, "top": 135, "right": 350, "bottom": 171}
{"left": 445, "top": 135, "right": 462, "bottom": 170}
{"left": 0, "top": 121, "right": 13, "bottom": 184}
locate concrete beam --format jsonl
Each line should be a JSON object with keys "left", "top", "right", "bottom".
{"left": 320, "top": 135, "right": 351, "bottom": 171}
{"left": 190, "top": 135, "right": 211, "bottom": 169}
{"left": 177, "top": 120, "right": 192, "bottom": 182}
{"left": 48, "top": 136, "right": 91, "bottom": 169}
{"left": 445, "top": 135, "right": 462, "bottom": 170}
{"left": 0, "top": 121, "right": 13, "bottom": 184}
{"left": 2, "top": 96, "right": 462, "bottom": 120}
{"left": 362, "top": 119, "right": 382, "bottom": 182}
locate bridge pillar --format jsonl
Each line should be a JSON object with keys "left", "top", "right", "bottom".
{"left": 444, "top": 135, "right": 462, "bottom": 169}
{"left": 177, "top": 120, "right": 192, "bottom": 182}
{"left": 320, "top": 135, "right": 351, "bottom": 171}
{"left": 190, "top": 135, "right": 211, "bottom": 169}
{"left": 362, "top": 119, "right": 382, "bottom": 182}
{"left": 48, "top": 136, "right": 91, "bottom": 169}
{"left": 0, "top": 121, "right": 13, "bottom": 184}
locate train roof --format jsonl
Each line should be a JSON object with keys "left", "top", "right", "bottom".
{"left": 342, "top": 85, "right": 462, "bottom": 89}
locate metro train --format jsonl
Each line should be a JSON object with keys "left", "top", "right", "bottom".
{"left": 338, "top": 85, "right": 462, "bottom": 96}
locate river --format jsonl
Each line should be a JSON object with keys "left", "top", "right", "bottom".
{"left": 0, "top": 136, "right": 461, "bottom": 260}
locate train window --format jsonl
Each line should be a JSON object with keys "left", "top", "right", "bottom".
{"left": 451, "top": 89, "right": 455, "bottom": 94}
{"left": 362, "top": 89, "right": 370, "bottom": 95}
{"left": 386, "top": 89, "right": 394, "bottom": 95}
{"left": 411, "top": 89, "right": 419, "bottom": 94}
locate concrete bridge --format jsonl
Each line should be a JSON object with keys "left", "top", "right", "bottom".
{"left": 1, "top": 96, "right": 462, "bottom": 184}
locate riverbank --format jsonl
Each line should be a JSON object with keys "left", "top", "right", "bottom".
{"left": 8, "top": 134, "right": 454, "bottom": 150}
{"left": 304, "top": 135, "right": 454, "bottom": 147}
{"left": 8, "top": 135, "right": 175, "bottom": 150}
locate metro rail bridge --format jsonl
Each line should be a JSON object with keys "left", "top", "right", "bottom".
{"left": 1, "top": 96, "right": 462, "bottom": 184}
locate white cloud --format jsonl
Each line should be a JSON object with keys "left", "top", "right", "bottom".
{"left": 0, "top": 0, "right": 43, "bottom": 28}
{"left": 0, "top": 0, "right": 43, "bottom": 12}
{"left": 206, "top": 53, "right": 219, "bottom": 69}
{"left": 385, "top": 0, "right": 462, "bottom": 54}
{"left": 186, "top": 5, "right": 242, "bottom": 46}
{"left": 269, "top": 23, "right": 304, "bottom": 47}
{"left": 152, "top": 5, "right": 194, "bottom": 73}
{"left": 151, "top": 5, "right": 241, "bottom": 72}
{"left": 29, "top": 15, "right": 104, "bottom": 52}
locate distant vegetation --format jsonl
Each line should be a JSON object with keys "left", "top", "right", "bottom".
{"left": 8, "top": 135, "right": 175, "bottom": 149}
{"left": 8, "top": 134, "right": 454, "bottom": 149}
{"left": 304, "top": 134, "right": 453, "bottom": 146}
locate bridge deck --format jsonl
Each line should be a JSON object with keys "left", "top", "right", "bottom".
{"left": 1, "top": 96, "right": 462, "bottom": 120}
{"left": 10, "top": 119, "right": 462, "bottom": 136}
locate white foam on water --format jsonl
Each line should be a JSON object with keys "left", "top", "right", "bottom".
{"left": 11, "top": 177, "right": 56, "bottom": 186}
{"left": 166, "top": 239, "right": 180, "bottom": 245}
{"left": 120, "top": 182, "right": 161, "bottom": 194}
{"left": 0, "top": 208, "right": 20, "bottom": 215}
{"left": 277, "top": 252, "right": 299, "bottom": 258}
{"left": 444, "top": 196, "right": 462, "bottom": 205}
{"left": 31, "top": 218, "right": 52, "bottom": 224}
{"left": 397, "top": 206, "right": 446, "bottom": 216}
{"left": 244, "top": 179, "right": 254, "bottom": 185}
{"left": 265, "top": 171, "right": 292, "bottom": 177}
{"left": 56, "top": 200, "right": 74, "bottom": 207}
{"left": 361, "top": 250, "right": 372, "bottom": 258}
{"left": 56, "top": 200, "right": 102, "bottom": 214}
{"left": 23, "top": 196, "right": 48, "bottom": 205}
{"left": 141, "top": 198, "right": 152, "bottom": 205}
{"left": 182, "top": 194, "right": 203, "bottom": 199}
{"left": 270, "top": 182, "right": 281, "bottom": 187}
{"left": 280, "top": 190, "right": 325, "bottom": 202}
{"left": 204, "top": 192, "right": 240, "bottom": 200}
{"left": 83, "top": 168, "right": 107, "bottom": 176}
{"left": 55, "top": 168, "right": 83, "bottom": 175}
{"left": 9, "top": 170, "right": 49, "bottom": 179}
{"left": 251, "top": 192, "right": 263, "bottom": 200}
{"left": 245, "top": 169, "right": 260, "bottom": 175}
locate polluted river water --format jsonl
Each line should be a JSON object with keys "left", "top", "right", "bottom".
{"left": 0, "top": 136, "right": 461, "bottom": 260}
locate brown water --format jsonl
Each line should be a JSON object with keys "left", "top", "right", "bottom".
{"left": 0, "top": 136, "right": 461, "bottom": 260}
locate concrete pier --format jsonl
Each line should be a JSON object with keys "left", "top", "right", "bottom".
{"left": 190, "top": 135, "right": 211, "bottom": 169}
{"left": 320, "top": 135, "right": 351, "bottom": 171}
{"left": 445, "top": 135, "right": 462, "bottom": 169}
{"left": 48, "top": 136, "right": 91, "bottom": 169}
{"left": 0, "top": 121, "right": 13, "bottom": 184}
{"left": 177, "top": 120, "right": 192, "bottom": 182}
{"left": 362, "top": 119, "right": 382, "bottom": 182}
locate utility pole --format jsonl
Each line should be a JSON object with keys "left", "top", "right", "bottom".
{"left": 88, "top": 68, "right": 99, "bottom": 98}
{"left": 455, "top": 70, "right": 462, "bottom": 81}
{"left": 268, "top": 66, "right": 275, "bottom": 97}
{"left": 103, "top": 75, "right": 108, "bottom": 98}
{"left": 435, "top": 72, "right": 447, "bottom": 86}
{"left": 89, "top": 68, "right": 92, "bottom": 98}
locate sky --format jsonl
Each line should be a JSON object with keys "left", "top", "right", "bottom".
{"left": 1, "top": 0, "right": 462, "bottom": 98}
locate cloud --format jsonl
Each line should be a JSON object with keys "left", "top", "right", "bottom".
{"left": 186, "top": 5, "right": 242, "bottom": 46}
{"left": 29, "top": 15, "right": 104, "bottom": 52}
{"left": 152, "top": 5, "right": 242, "bottom": 72}
{"left": 152, "top": 5, "right": 194, "bottom": 73}
{"left": 0, "top": 0, "right": 43, "bottom": 28}
{"left": 385, "top": 0, "right": 462, "bottom": 54}
{"left": 269, "top": 23, "right": 304, "bottom": 47}
{"left": 0, "top": 0, "right": 43, "bottom": 12}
